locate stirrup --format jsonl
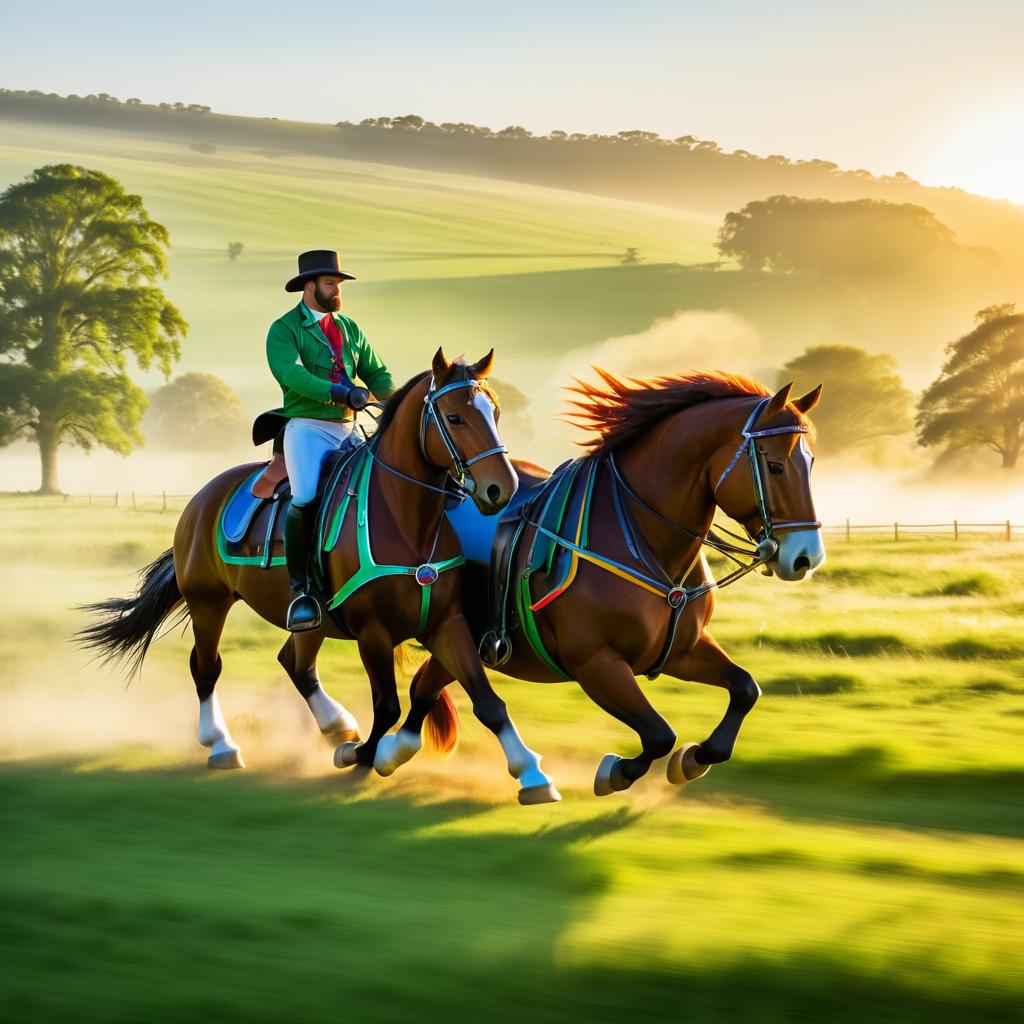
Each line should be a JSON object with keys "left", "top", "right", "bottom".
{"left": 286, "top": 592, "right": 322, "bottom": 633}
{"left": 479, "top": 630, "right": 511, "bottom": 669}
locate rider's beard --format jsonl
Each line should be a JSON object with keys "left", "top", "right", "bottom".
{"left": 313, "top": 282, "right": 341, "bottom": 312}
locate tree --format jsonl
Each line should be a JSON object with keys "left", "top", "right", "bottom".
{"left": 916, "top": 305, "right": 1024, "bottom": 468}
{"left": 0, "top": 164, "right": 185, "bottom": 493}
{"left": 779, "top": 343, "right": 913, "bottom": 456}
{"left": 227, "top": 242, "right": 244, "bottom": 261}
{"left": 144, "top": 372, "right": 242, "bottom": 450}
{"left": 621, "top": 247, "right": 643, "bottom": 265}
{"left": 716, "top": 196, "right": 996, "bottom": 280}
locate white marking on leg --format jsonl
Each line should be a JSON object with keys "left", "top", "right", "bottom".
{"left": 497, "top": 723, "right": 552, "bottom": 790}
{"left": 306, "top": 685, "right": 359, "bottom": 736}
{"left": 198, "top": 694, "right": 243, "bottom": 768}
{"left": 373, "top": 728, "right": 423, "bottom": 777}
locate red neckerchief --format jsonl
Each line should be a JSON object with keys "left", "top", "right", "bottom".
{"left": 318, "top": 313, "right": 346, "bottom": 383}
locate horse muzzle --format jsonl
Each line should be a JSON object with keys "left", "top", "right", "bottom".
{"left": 769, "top": 527, "right": 826, "bottom": 581}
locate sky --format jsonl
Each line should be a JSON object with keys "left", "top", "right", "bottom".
{"left": 1, "top": 0, "right": 1023, "bottom": 202}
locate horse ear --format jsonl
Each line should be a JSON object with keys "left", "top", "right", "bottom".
{"left": 758, "top": 382, "right": 794, "bottom": 423}
{"left": 471, "top": 348, "right": 495, "bottom": 379}
{"left": 432, "top": 347, "right": 451, "bottom": 382}
{"left": 791, "top": 384, "right": 823, "bottom": 415}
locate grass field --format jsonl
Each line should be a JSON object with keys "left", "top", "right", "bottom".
{"left": 1, "top": 495, "right": 1021, "bottom": 1022}
{"left": 0, "top": 120, "right": 719, "bottom": 396}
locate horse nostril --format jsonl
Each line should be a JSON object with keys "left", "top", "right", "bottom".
{"left": 486, "top": 483, "right": 502, "bottom": 505}
{"left": 794, "top": 555, "right": 811, "bottom": 572}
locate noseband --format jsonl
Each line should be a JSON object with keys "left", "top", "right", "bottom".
{"left": 713, "top": 396, "right": 821, "bottom": 558}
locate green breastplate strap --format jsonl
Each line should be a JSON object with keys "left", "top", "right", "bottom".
{"left": 324, "top": 447, "right": 465, "bottom": 635}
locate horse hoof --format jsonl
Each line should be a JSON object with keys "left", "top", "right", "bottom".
{"left": 518, "top": 782, "right": 562, "bottom": 805}
{"left": 333, "top": 741, "right": 360, "bottom": 769}
{"left": 324, "top": 725, "right": 360, "bottom": 747}
{"left": 207, "top": 747, "right": 244, "bottom": 770}
{"left": 667, "top": 743, "right": 711, "bottom": 786}
{"left": 594, "top": 753, "right": 630, "bottom": 797}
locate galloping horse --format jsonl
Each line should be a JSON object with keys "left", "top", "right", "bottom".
{"left": 78, "top": 349, "right": 562, "bottom": 804}
{"left": 371, "top": 369, "right": 825, "bottom": 795}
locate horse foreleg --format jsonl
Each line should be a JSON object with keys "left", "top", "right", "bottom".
{"left": 662, "top": 630, "right": 760, "bottom": 784}
{"left": 373, "top": 655, "right": 456, "bottom": 777}
{"left": 571, "top": 651, "right": 676, "bottom": 796}
{"left": 334, "top": 625, "right": 401, "bottom": 770}
{"left": 277, "top": 633, "right": 360, "bottom": 745}
{"left": 188, "top": 594, "right": 242, "bottom": 769}
{"left": 424, "top": 616, "right": 560, "bottom": 805}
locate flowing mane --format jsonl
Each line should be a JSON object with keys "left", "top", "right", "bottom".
{"left": 566, "top": 367, "right": 772, "bottom": 454}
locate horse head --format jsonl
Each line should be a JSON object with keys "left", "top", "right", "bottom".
{"left": 423, "top": 348, "right": 517, "bottom": 515}
{"left": 711, "top": 382, "right": 826, "bottom": 581}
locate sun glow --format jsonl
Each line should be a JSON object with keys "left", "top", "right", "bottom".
{"left": 923, "top": 103, "right": 1024, "bottom": 205}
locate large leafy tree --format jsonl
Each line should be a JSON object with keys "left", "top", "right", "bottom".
{"left": 779, "top": 343, "right": 914, "bottom": 456}
{"left": 0, "top": 164, "right": 185, "bottom": 492}
{"left": 916, "top": 304, "right": 1024, "bottom": 469}
{"left": 144, "top": 372, "right": 242, "bottom": 450}
{"left": 717, "top": 195, "right": 995, "bottom": 281}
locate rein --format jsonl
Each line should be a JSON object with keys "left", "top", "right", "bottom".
{"left": 519, "top": 397, "right": 819, "bottom": 678}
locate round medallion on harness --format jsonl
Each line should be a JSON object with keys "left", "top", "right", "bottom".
{"left": 667, "top": 586, "right": 687, "bottom": 609}
{"left": 415, "top": 563, "right": 439, "bottom": 587}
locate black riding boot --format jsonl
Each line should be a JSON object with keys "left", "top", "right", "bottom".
{"left": 284, "top": 502, "right": 322, "bottom": 632}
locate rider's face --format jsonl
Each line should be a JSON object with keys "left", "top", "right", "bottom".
{"left": 309, "top": 276, "right": 343, "bottom": 313}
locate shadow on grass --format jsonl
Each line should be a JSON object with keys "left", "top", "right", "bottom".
{"left": 696, "top": 746, "right": 1024, "bottom": 838}
{"left": 0, "top": 760, "right": 1018, "bottom": 1023}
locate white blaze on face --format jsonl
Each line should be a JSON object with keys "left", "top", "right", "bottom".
{"left": 471, "top": 387, "right": 500, "bottom": 443}
{"left": 795, "top": 435, "right": 813, "bottom": 475}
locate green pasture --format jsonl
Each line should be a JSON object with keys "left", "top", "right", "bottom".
{"left": 0, "top": 120, "right": 722, "bottom": 402}
{"left": 0, "top": 497, "right": 1021, "bottom": 1022}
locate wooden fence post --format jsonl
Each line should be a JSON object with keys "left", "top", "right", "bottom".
{"left": 953, "top": 519, "right": 959, "bottom": 541}
{"left": 132, "top": 492, "right": 136, "bottom": 510}
{"left": 894, "top": 522, "right": 899, "bottom": 542}
{"left": 1007, "top": 520, "right": 1012, "bottom": 541}
{"left": 162, "top": 491, "right": 167, "bottom": 512}
{"left": 114, "top": 492, "right": 118, "bottom": 508}
{"left": 845, "top": 518, "right": 851, "bottom": 542}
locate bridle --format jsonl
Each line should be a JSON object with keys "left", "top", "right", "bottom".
{"left": 711, "top": 396, "right": 821, "bottom": 560}
{"left": 418, "top": 377, "right": 508, "bottom": 493}
{"left": 364, "top": 376, "right": 507, "bottom": 499}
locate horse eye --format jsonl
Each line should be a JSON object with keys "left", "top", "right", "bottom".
{"left": 445, "top": 413, "right": 463, "bottom": 425}
{"left": 767, "top": 461, "right": 784, "bottom": 475}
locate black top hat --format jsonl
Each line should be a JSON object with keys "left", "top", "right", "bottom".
{"left": 285, "top": 250, "right": 357, "bottom": 292}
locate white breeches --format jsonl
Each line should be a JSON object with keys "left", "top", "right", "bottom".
{"left": 284, "top": 417, "right": 355, "bottom": 507}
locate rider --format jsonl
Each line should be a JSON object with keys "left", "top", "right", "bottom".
{"left": 266, "top": 249, "right": 395, "bottom": 633}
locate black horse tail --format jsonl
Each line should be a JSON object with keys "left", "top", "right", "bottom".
{"left": 75, "top": 549, "right": 189, "bottom": 680}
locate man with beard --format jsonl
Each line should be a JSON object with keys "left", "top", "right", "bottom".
{"left": 266, "top": 249, "right": 395, "bottom": 632}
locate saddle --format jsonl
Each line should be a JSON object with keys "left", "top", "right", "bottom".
{"left": 217, "top": 439, "right": 362, "bottom": 570}
{"left": 476, "top": 458, "right": 596, "bottom": 671}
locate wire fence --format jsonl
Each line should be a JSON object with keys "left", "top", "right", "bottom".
{"left": 2, "top": 494, "right": 1022, "bottom": 541}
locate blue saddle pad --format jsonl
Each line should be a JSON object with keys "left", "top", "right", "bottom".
{"left": 222, "top": 468, "right": 269, "bottom": 543}
{"left": 445, "top": 470, "right": 547, "bottom": 565}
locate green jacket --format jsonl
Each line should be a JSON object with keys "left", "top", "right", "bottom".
{"left": 265, "top": 303, "right": 395, "bottom": 420}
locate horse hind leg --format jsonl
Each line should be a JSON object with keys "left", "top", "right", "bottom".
{"left": 188, "top": 595, "right": 243, "bottom": 769}
{"left": 277, "top": 633, "right": 360, "bottom": 745}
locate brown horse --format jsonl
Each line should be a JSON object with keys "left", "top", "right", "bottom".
{"left": 369, "top": 369, "right": 825, "bottom": 795}
{"left": 78, "top": 349, "right": 562, "bottom": 804}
